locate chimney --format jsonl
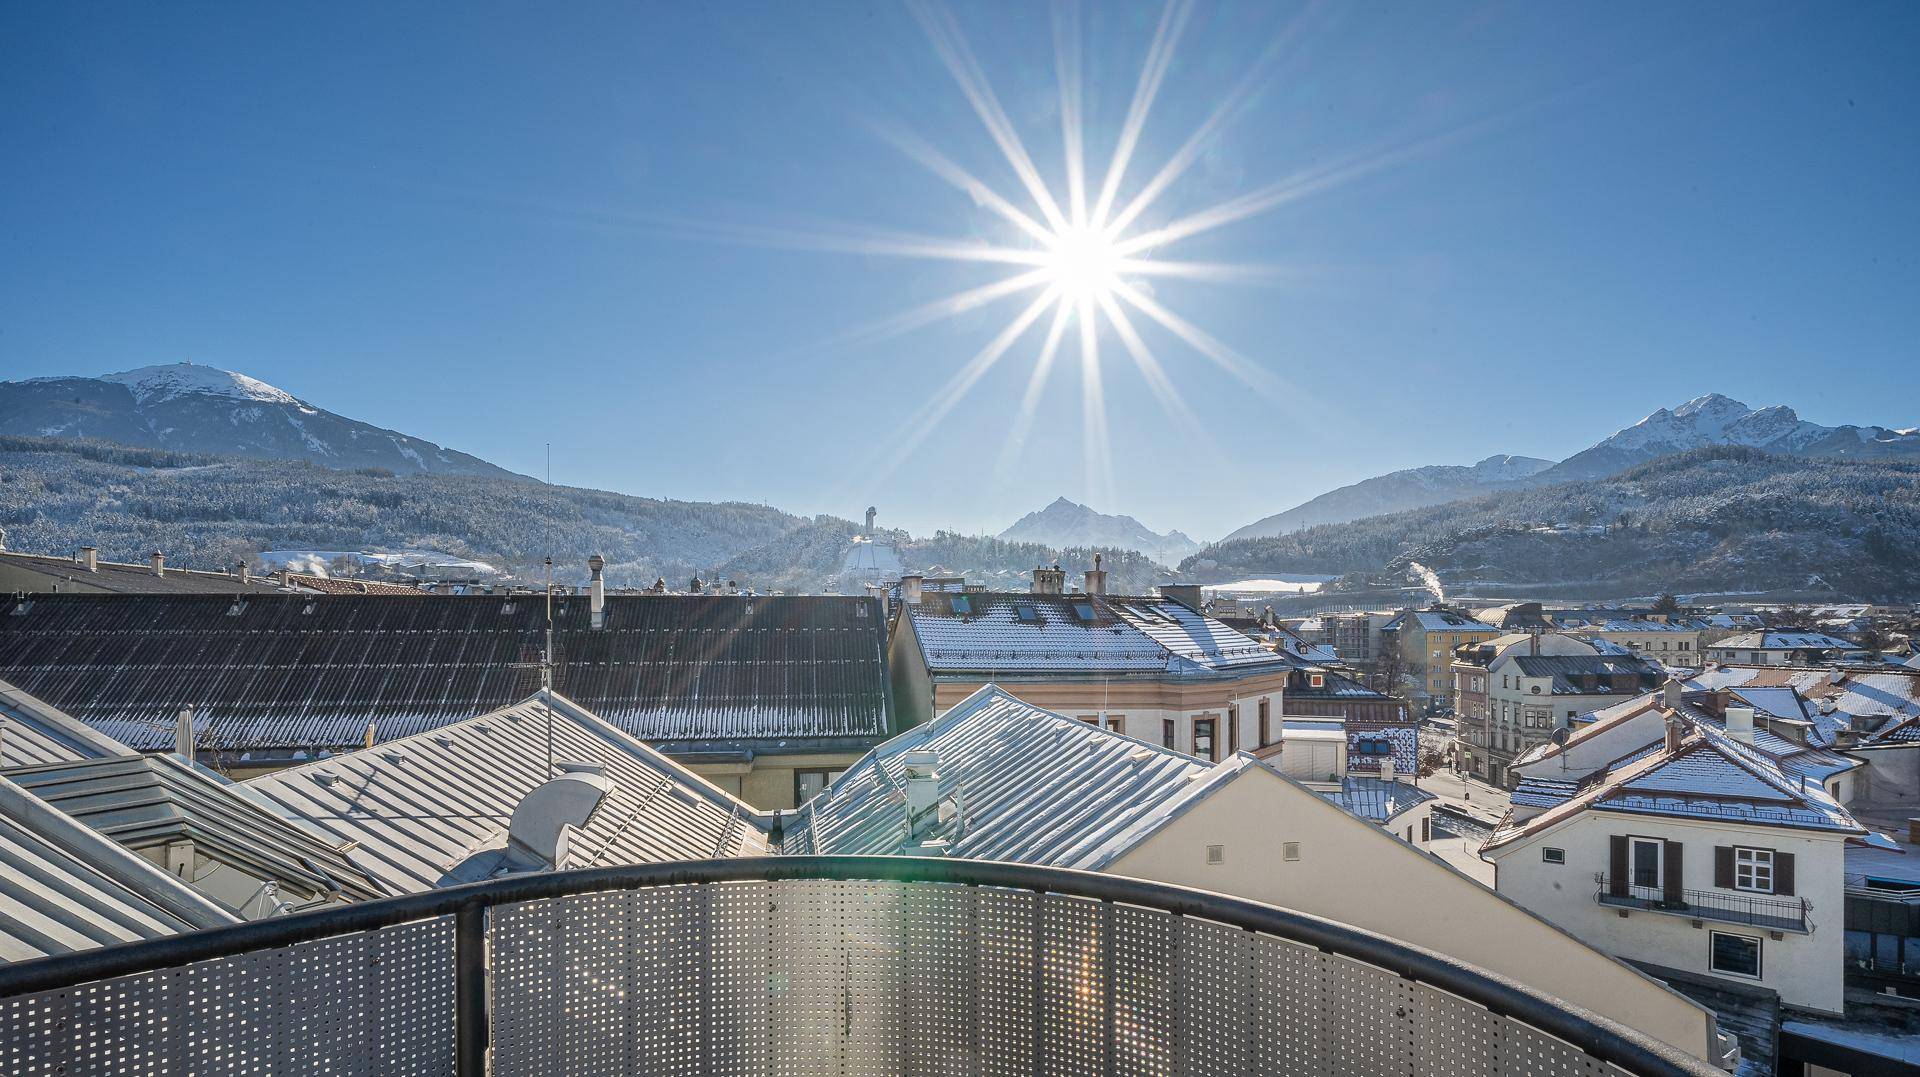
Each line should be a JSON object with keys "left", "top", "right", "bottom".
{"left": 900, "top": 574, "right": 924, "bottom": 605}
{"left": 1160, "top": 584, "right": 1204, "bottom": 611}
{"left": 1663, "top": 714, "right": 1685, "bottom": 755}
{"left": 174, "top": 707, "right": 195, "bottom": 760}
{"left": 1032, "top": 565, "right": 1065, "bottom": 594}
{"left": 1725, "top": 705, "right": 1755, "bottom": 745}
{"left": 1380, "top": 753, "right": 1397, "bottom": 785}
{"left": 280, "top": 567, "right": 295, "bottom": 589}
{"left": 150, "top": 551, "right": 166, "bottom": 577}
{"left": 78, "top": 547, "right": 98, "bottom": 572}
{"left": 1530, "top": 633, "right": 1539, "bottom": 656}
{"left": 236, "top": 561, "right": 250, "bottom": 584}
{"left": 903, "top": 748, "right": 943, "bottom": 839}
{"left": 1662, "top": 674, "right": 1682, "bottom": 711}
{"left": 1083, "top": 552, "right": 1108, "bottom": 595}
{"left": 365, "top": 721, "right": 377, "bottom": 751}
{"left": 587, "top": 553, "right": 606, "bottom": 629}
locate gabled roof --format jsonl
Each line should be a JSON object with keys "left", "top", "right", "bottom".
{"left": 1514, "top": 688, "right": 1862, "bottom": 785}
{"left": 0, "top": 773, "right": 235, "bottom": 963}
{"left": 0, "top": 677, "right": 135, "bottom": 769}
{"left": 1319, "top": 776, "right": 1436, "bottom": 824}
{"left": 1390, "top": 610, "right": 1496, "bottom": 633}
{"left": 0, "top": 593, "right": 890, "bottom": 753}
{"left": 4, "top": 754, "right": 385, "bottom": 905}
{"left": 784, "top": 686, "right": 1247, "bottom": 868}
{"left": 1687, "top": 665, "right": 1920, "bottom": 742}
{"left": 241, "top": 692, "right": 771, "bottom": 893}
{"left": 0, "top": 549, "right": 289, "bottom": 595}
{"left": 903, "top": 592, "right": 1289, "bottom": 678}
{"left": 1486, "top": 717, "right": 1865, "bottom": 851}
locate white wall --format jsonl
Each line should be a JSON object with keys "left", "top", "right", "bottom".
{"left": 1104, "top": 766, "right": 1720, "bottom": 1061}
{"left": 1488, "top": 812, "right": 1846, "bottom": 1013}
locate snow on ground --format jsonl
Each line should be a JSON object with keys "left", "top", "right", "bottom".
{"left": 256, "top": 549, "right": 501, "bottom": 577}
{"left": 1207, "top": 576, "right": 1333, "bottom": 594}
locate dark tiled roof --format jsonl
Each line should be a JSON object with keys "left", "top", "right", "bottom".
{"left": 1508, "top": 654, "right": 1666, "bottom": 695}
{"left": 0, "top": 551, "right": 286, "bottom": 595}
{"left": 0, "top": 594, "right": 890, "bottom": 754}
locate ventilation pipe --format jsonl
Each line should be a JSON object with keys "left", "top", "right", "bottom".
{"left": 900, "top": 574, "right": 924, "bottom": 605}
{"left": 150, "top": 551, "right": 166, "bottom": 577}
{"left": 1725, "top": 705, "right": 1755, "bottom": 745}
{"left": 903, "top": 748, "right": 943, "bottom": 839}
{"left": 78, "top": 547, "right": 98, "bottom": 572}
{"left": 174, "top": 707, "right": 195, "bottom": 760}
{"left": 587, "top": 553, "right": 606, "bottom": 629}
{"left": 505, "top": 762, "right": 613, "bottom": 870}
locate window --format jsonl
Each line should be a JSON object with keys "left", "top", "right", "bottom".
{"left": 1630, "top": 837, "right": 1663, "bottom": 891}
{"left": 1734, "top": 848, "right": 1774, "bottom": 893}
{"left": 1708, "top": 932, "right": 1762, "bottom": 979}
{"left": 1078, "top": 715, "right": 1100, "bottom": 725}
{"left": 1542, "top": 847, "right": 1566, "bottom": 864}
{"left": 1282, "top": 841, "right": 1301, "bottom": 861}
{"left": 1227, "top": 706, "right": 1239, "bottom": 752}
{"left": 1420, "top": 817, "right": 1431, "bottom": 842}
{"left": 1072, "top": 602, "right": 1095, "bottom": 621}
{"left": 949, "top": 595, "right": 971, "bottom": 615}
{"left": 1529, "top": 685, "right": 1541, "bottom": 694}
{"left": 1309, "top": 672, "right": 1325, "bottom": 688}
{"left": 1205, "top": 844, "right": 1225, "bottom": 865}
{"left": 1258, "top": 698, "right": 1271, "bottom": 746}
{"left": 1104, "top": 716, "right": 1124, "bottom": 733}
{"left": 794, "top": 768, "right": 835, "bottom": 804}
{"left": 1193, "top": 718, "right": 1217, "bottom": 761}
{"left": 1161, "top": 719, "right": 1176, "bottom": 749}
{"left": 1015, "top": 605, "right": 1038, "bottom": 622}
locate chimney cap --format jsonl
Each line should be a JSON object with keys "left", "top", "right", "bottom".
{"left": 587, "top": 553, "right": 605, "bottom": 573}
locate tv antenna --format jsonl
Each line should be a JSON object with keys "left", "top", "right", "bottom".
{"left": 1550, "top": 725, "right": 1571, "bottom": 774}
{"left": 543, "top": 442, "right": 554, "bottom": 777}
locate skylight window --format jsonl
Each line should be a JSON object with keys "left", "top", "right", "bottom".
{"left": 1073, "top": 603, "right": 1095, "bottom": 621}
{"left": 1015, "top": 605, "right": 1038, "bottom": 623}
{"left": 950, "top": 595, "right": 971, "bottom": 615}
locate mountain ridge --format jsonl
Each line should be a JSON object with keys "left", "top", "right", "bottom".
{"left": 0, "top": 363, "right": 525, "bottom": 480}
{"left": 998, "top": 496, "right": 1201, "bottom": 566}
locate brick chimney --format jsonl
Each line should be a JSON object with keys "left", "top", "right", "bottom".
{"left": 150, "top": 551, "right": 165, "bottom": 577}
{"left": 1160, "top": 584, "right": 1203, "bottom": 612}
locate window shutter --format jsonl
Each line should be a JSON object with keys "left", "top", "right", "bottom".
{"left": 1609, "top": 836, "right": 1628, "bottom": 897}
{"left": 1714, "top": 846, "right": 1734, "bottom": 889}
{"left": 1775, "top": 852, "right": 1795, "bottom": 896}
{"left": 1663, "top": 841, "right": 1684, "bottom": 904}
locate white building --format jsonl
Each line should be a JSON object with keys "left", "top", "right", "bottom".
{"left": 1706, "top": 631, "right": 1859, "bottom": 666}
{"left": 1484, "top": 682, "right": 1872, "bottom": 1014}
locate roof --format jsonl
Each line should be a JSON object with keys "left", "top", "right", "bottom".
{"left": 903, "top": 592, "right": 1290, "bottom": 679}
{"left": 0, "top": 549, "right": 289, "bottom": 595}
{"left": 1576, "top": 619, "right": 1706, "bottom": 634}
{"left": 0, "top": 593, "right": 891, "bottom": 754}
{"left": 1486, "top": 717, "right": 1866, "bottom": 851}
{"left": 1347, "top": 725, "right": 1418, "bottom": 775}
{"left": 1319, "top": 776, "right": 1436, "bottom": 824}
{"left": 241, "top": 692, "right": 771, "bottom": 893}
{"left": 1391, "top": 610, "right": 1496, "bottom": 634}
{"left": 0, "top": 677, "right": 135, "bottom": 768}
{"left": 289, "top": 574, "right": 425, "bottom": 595}
{"left": 1710, "top": 631, "right": 1857, "bottom": 651}
{"left": 784, "top": 686, "right": 1242, "bottom": 868}
{"left": 1687, "top": 665, "right": 1920, "bottom": 742}
{"left": 0, "top": 773, "right": 236, "bottom": 963}
{"left": 4, "top": 754, "right": 385, "bottom": 905}
{"left": 1505, "top": 653, "right": 1667, "bottom": 695}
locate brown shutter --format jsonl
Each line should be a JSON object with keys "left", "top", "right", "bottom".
{"left": 1714, "top": 846, "right": 1734, "bottom": 889}
{"left": 1774, "top": 852, "right": 1795, "bottom": 896}
{"left": 1609, "top": 836, "right": 1628, "bottom": 897}
{"left": 1663, "top": 841, "right": 1684, "bottom": 904}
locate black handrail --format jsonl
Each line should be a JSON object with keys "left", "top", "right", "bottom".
{"left": 0, "top": 855, "right": 1724, "bottom": 1077}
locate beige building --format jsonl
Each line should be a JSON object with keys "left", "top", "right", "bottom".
{"left": 788, "top": 685, "right": 1735, "bottom": 1068}
{"left": 1385, "top": 607, "right": 1500, "bottom": 706}
{"left": 1568, "top": 617, "right": 1709, "bottom": 662}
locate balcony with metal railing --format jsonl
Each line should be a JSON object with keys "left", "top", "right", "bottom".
{"left": 0, "top": 857, "right": 1723, "bottom": 1077}
{"left": 1595, "top": 874, "right": 1810, "bottom": 933}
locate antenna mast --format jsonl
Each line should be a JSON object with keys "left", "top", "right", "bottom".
{"left": 543, "top": 442, "right": 555, "bottom": 777}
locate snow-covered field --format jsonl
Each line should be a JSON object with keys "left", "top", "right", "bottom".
{"left": 256, "top": 549, "right": 501, "bottom": 577}
{"left": 1206, "top": 575, "right": 1334, "bottom": 594}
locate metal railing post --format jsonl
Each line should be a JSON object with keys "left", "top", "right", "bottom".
{"left": 456, "top": 903, "right": 489, "bottom": 1077}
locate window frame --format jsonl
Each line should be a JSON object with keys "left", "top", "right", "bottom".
{"left": 1708, "top": 931, "right": 1763, "bottom": 980}
{"left": 1629, "top": 836, "right": 1664, "bottom": 893}
{"left": 1542, "top": 847, "right": 1566, "bottom": 864}
{"left": 1733, "top": 847, "right": 1774, "bottom": 894}
{"left": 793, "top": 767, "right": 835, "bottom": 805}
{"left": 1192, "top": 717, "right": 1217, "bottom": 761}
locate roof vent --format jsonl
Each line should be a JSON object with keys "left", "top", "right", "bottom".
{"left": 314, "top": 770, "right": 339, "bottom": 786}
{"left": 505, "top": 766, "right": 614, "bottom": 870}
{"left": 1829, "top": 668, "right": 1845, "bottom": 685}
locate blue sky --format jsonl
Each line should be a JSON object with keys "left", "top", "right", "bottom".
{"left": 2, "top": 2, "right": 1915, "bottom": 540}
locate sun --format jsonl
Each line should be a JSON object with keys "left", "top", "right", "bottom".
{"left": 1041, "top": 223, "right": 1123, "bottom": 303}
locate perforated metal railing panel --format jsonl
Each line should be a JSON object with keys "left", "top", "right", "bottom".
{"left": 0, "top": 877, "right": 1655, "bottom": 1077}
{"left": 0, "top": 915, "right": 452, "bottom": 1077}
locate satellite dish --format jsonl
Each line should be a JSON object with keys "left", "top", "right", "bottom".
{"left": 1550, "top": 727, "right": 1571, "bottom": 747}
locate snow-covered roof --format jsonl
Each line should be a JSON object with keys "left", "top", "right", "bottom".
{"left": 0, "top": 677, "right": 135, "bottom": 769}
{"left": 1319, "top": 776, "right": 1435, "bottom": 824}
{"left": 1577, "top": 619, "right": 1705, "bottom": 634}
{"left": 906, "top": 592, "right": 1290, "bottom": 678}
{"left": 1709, "top": 631, "right": 1857, "bottom": 652}
{"left": 242, "top": 692, "right": 770, "bottom": 894}
{"left": 1686, "top": 665, "right": 1920, "bottom": 742}
{"left": 1505, "top": 653, "right": 1667, "bottom": 695}
{"left": 1394, "top": 610, "right": 1496, "bottom": 633}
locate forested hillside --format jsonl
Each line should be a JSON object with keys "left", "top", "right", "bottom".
{"left": 1185, "top": 448, "right": 1920, "bottom": 600}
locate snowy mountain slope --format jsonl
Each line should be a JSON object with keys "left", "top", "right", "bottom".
{"left": 1538, "top": 393, "right": 1920, "bottom": 482}
{"left": 1222, "top": 455, "right": 1554, "bottom": 542}
{"left": 998, "top": 497, "right": 1202, "bottom": 565}
{"left": 0, "top": 363, "right": 523, "bottom": 479}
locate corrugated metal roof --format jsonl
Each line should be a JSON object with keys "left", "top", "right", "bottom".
{"left": 0, "top": 774, "right": 235, "bottom": 963}
{"left": 240, "top": 692, "right": 771, "bottom": 894}
{"left": 1319, "top": 776, "right": 1436, "bottom": 823}
{"left": 907, "top": 592, "right": 1288, "bottom": 678}
{"left": 784, "top": 686, "right": 1235, "bottom": 868}
{"left": 0, "top": 593, "right": 890, "bottom": 753}
{"left": 0, "top": 677, "right": 135, "bottom": 768}
{"left": 5, "top": 754, "right": 384, "bottom": 905}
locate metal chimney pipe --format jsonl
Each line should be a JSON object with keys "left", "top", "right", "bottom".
{"left": 174, "top": 708, "right": 195, "bottom": 760}
{"left": 587, "top": 553, "right": 606, "bottom": 629}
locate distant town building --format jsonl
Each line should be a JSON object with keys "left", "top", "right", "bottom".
{"left": 1706, "top": 631, "right": 1861, "bottom": 667}
{"left": 1458, "top": 642, "right": 1666, "bottom": 787}
{"left": 1568, "top": 617, "right": 1709, "bottom": 662}
{"left": 0, "top": 546, "right": 421, "bottom": 595}
{"left": 1382, "top": 607, "right": 1500, "bottom": 707}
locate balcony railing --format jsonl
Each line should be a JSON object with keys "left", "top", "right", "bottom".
{"left": 1595, "top": 874, "right": 1810, "bottom": 933}
{"left": 0, "top": 857, "right": 1724, "bottom": 1077}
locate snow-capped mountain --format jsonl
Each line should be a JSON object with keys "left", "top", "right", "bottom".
{"left": 998, "top": 497, "right": 1201, "bottom": 566}
{"left": 1538, "top": 393, "right": 1920, "bottom": 482}
{"left": 0, "top": 363, "right": 522, "bottom": 479}
{"left": 1221, "top": 455, "right": 1554, "bottom": 542}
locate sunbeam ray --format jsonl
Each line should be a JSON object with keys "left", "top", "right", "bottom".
{"left": 911, "top": 0, "right": 1071, "bottom": 233}
{"left": 1096, "top": 291, "right": 1235, "bottom": 474}
{"left": 1053, "top": 1, "right": 1088, "bottom": 227}
{"left": 1115, "top": 257, "right": 1302, "bottom": 284}
{"left": 1112, "top": 280, "right": 1283, "bottom": 401}
{"left": 996, "top": 299, "right": 1076, "bottom": 480}
{"left": 1090, "top": 0, "right": 1194, "bottom": 230}
{"left": 813, "top": 268, "right": 1053, "bottom": 353}
{"left": 868, "top": 121, "right": 1055, "bottom": 245}
{"left": 1077, "top": 296, "right": 1115, "bottom": 510}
